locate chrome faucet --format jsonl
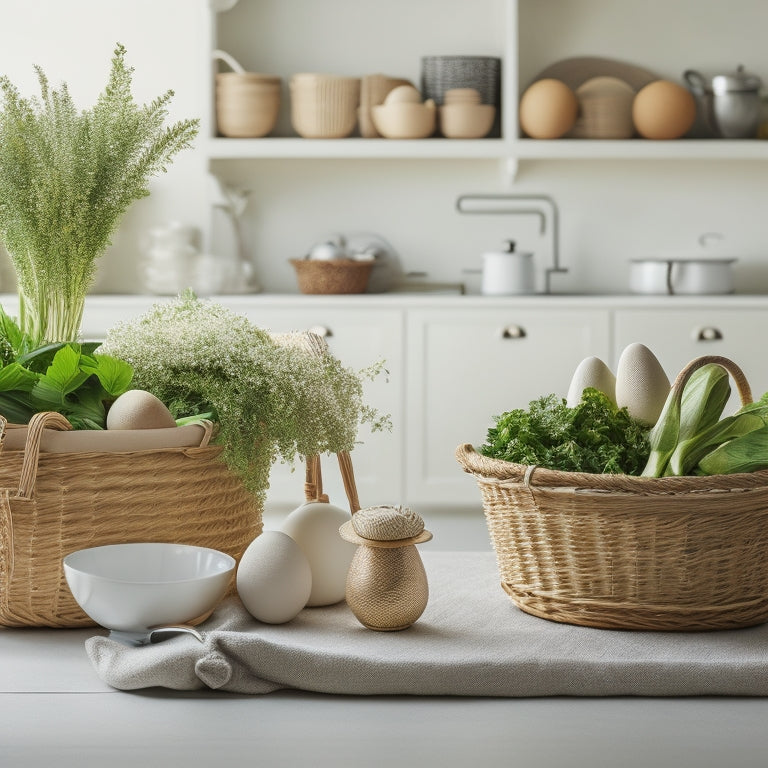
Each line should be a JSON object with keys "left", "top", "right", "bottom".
{"left": 456, "top": 194, "right": 567, "bottom": 294}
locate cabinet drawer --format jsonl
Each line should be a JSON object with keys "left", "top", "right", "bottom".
{"left": 405, "top": 308, "right": 610, "bottom": 507}
{"left": 614, "top": 309, "right": 768, "bottom": 411}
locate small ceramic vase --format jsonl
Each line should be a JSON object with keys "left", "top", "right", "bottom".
{"left": 339, "top": 505, "right": 432, "bottom": 631}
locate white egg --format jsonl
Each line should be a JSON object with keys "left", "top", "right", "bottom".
{"left": 615, "top": 343, "right": 671, "bottom": 425}
{"left": 236, "top": 530, "right": 312, "bottom": 624}
{"left": 566, "top": 356, "right": 617, "bottom": 407}
{"left": 106, "top": 389, "right": 176, "bottom": 430}
{"left": 281, "top": 501, "right": 356, "bottom": 606}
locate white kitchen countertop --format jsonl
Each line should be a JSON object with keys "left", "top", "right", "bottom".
{"left": 3, "top": 594, "right": 768, "bottom": 768}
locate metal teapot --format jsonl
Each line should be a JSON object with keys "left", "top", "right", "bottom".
{"left": 684, "top": 65, "right": 763, "bottom": 139}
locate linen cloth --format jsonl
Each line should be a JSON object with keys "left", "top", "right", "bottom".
{"left": 86, "top": 550, "right": 768, "bottom": 695}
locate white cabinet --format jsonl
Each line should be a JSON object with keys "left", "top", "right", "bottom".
{"left": 234, "top": 305, "right": 405, "bottom": 512}
{"left": 614, "top": 308, "right": 768, "bottom": 413}
{"left": 405, "top": 307, "right": 610, "bottom": 505}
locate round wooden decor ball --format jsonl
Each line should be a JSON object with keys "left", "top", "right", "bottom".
{"left": 632, "top": 80, "right": 696, "bottom": 140}
{"left": 519, "top": 78, "right": 578, "bottom": 139}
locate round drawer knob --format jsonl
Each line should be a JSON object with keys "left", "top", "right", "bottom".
{"left": 695, "top": 326, "right": 723, "bottom": 342}
{"left": 501, "top": 325, "right": 527, "bottom": 339}
{"left": 309, "top": 325, "right": 333, "bottom": 339}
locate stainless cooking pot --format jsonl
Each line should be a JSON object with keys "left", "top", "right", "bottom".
{"left": 629, "top": 258, "right": 736, "bottom": 295}
{"left": 684, "top": 65, "right": 763, "bottom": 139}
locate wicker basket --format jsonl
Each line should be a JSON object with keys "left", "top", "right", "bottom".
{"left": 0, "top": 411, "right": 262, "bottom": 628}
{"left": 290, "top": 258, "right": 374, "bottom": 294}
{"left": 456, "top": 354, "right": 768, "bottom": 631}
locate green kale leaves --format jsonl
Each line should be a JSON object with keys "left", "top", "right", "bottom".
{"left": 480, "top": 387, "right": 650, "bottom": 475}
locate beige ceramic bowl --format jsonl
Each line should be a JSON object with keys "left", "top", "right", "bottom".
{"left": 371, "top": 102, "right": 436, "bottom": 139}
{"left": 216, "top": 72, "right": 281, "bottom": 138}
{"left": 289, "top": 74, "right": 361, "bottom": 138}
{"left": 439, "top": 103, "right": 496, "bottom": 138}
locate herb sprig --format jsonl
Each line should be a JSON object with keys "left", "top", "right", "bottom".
{"left": 0, "top": 44, "right": 199, "bottom": 346}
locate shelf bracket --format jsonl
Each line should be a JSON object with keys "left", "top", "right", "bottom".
{"left": 501, "top": 156, "right": 519, "bottom": 186}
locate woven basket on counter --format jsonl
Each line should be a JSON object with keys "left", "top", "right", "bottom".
{"left": 0, "top": 411, "right": 262, "bottom": 628}
{"left": 456, "top": 355, "right": 768, "bottom": 631}
{"left": 290, "top": 258, "right": 374, "bottom": 294}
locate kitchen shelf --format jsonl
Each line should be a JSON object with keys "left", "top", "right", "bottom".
{"left": 206, "top": 0, "right": 768, "bottom": 178}
{"left": 515, "top": 139, "right": 768, "bottom": 161}
{"left": 207, "top": 137, "right": 511, "bottom": 160}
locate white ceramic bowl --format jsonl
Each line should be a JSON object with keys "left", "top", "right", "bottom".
{"left": 63, "top": 543, "right": 235, "bottom": 637}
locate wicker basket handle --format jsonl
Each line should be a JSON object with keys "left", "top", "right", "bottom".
{"left": 304, "top": 451, "right": 361, "bottom": 514}
{"left": 670, "top": 355, "right": 752, "bottom": 407}
{"left": 15, "top": 412, "right": 73, "bottom": 500}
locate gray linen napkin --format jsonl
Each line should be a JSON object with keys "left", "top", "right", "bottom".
{"left": 86, "top": 550, "right": 768, "bottom": 695}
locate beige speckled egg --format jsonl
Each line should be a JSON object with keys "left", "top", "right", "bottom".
{"left": 106, "top": 389, "right": 177, "bottom": 430}
{"left": 632, "top": 80, "right": 696, "bottom": 140}
{"left": 566, "top": 356, "right": 617, "bottom": 407}
{"left": 519, "top": 78, "right": 578, "bottom": 139}
{"left": 615, "top": 343, "right": 670, "bottom": 425}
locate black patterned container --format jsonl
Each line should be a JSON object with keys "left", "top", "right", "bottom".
{"left": 421, "top": 55, "right": 502, "bottom": 136}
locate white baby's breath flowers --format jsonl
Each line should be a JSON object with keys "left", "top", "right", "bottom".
{"left": 101, "top": 291, "right": 390, "bottom": 503}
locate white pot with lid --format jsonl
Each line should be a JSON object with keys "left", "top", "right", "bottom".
{"left": 481, "top": 240, "right": 536, "bottom": 295}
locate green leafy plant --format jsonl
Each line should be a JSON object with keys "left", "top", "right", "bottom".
{"left": 0, "top": 44, "right": 199, "bottom": 347}
{"left": 480, "top": 388, "right": 650, "bottom": 475}
{"left": 100, "top": 292, "right": 390, "bottom": 502}
{"left": 0, "top": 307, "right": 132, "bottom": 428}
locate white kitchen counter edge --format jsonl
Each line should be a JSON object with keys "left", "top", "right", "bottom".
{"left": 5, "top": 292, "right": 768, "bottom": 311}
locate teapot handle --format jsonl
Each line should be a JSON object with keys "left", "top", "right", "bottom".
{"left": 683, "top": 69, "right": 708, "bottom": 93}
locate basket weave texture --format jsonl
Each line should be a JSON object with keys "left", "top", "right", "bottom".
{"left": 290, "top": 259, "right": 374, "bottom": 295}
{"left": 0, "top": 411, "right": 262, "bottom": 628}
{"left": 456, "top": 355, "right": 768, "bottom": 631}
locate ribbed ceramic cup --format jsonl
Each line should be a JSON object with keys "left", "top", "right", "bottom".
{"left": 216, "top": 72, "right": 281, "bottom": 138}
{"left": 289, "top": 74, "right": 361, "bottom": 138}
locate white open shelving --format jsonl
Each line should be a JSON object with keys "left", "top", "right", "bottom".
{"left": 205, "top": 0, "right": 768, "bottom": 178}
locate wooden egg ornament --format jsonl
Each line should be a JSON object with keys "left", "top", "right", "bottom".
{"left": 106, "top": 389, "right": 177, "bottom": 430}
{"left": 615, "top": 342, "right": 671, "bottom": 425}
{"left": 281, "top": 501, "right": 356, "bottom": 606}
{"left": 237, "top": 530, "right": 312, "bottom": 624}
{"left": 632, "top": 80, "right": 696, "bottom": 140}
{"left": 519, "top": 78, "right": 578, "bottom": 139}
{"left": 340, "top": 505, "right": 432, "bottom": 631}
{"left": 566, "top": 356, "right": 617, "bottom": 407}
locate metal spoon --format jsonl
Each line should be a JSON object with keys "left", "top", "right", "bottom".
{"left": 109, "top": 626, "right": 204, "bottom": 647}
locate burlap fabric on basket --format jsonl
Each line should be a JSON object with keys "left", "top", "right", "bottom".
{"left": 0, "top": 411, "right": 262, "bottom": 628}
{"left": 456, "top": 354, "right": 768, "bottom": 632}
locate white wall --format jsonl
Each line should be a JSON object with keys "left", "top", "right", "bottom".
{"left": 1, "top": 0, "right": 767, "bottom": 297}
{"left": 0, "top": 0, "right": 209, "bottom": 293}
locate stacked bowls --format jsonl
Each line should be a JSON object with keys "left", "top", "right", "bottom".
{"left": 371, "top": 85, "right": 436, "bottom": 139}
{"left": 439, "top": 88, "right": 496, "bottom": 138}
{"left": 290, "top": 74, "right": 361, "bottom": 138}
{"left": 216, "top": 72, "right": 281, "bottom": 138}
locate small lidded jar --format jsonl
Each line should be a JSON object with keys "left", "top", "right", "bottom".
{"left": 339, "top": 505, "right": 432, "bottom": 631}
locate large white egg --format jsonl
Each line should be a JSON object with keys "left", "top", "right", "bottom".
{"left": 281, "top": 501, "right": 356, "bottom": 606}
{"left": 566, "top": 356, "right": 617, "bottom": 407}
{"left": 615, "top": 343, "right": 670, "bottom": 425}
{"left": 236, "top": 530, "right": 312, "bottom": 624}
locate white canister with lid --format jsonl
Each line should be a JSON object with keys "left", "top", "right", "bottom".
{"left": 481, "top": 240, "right": 535, "bottom": 295}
